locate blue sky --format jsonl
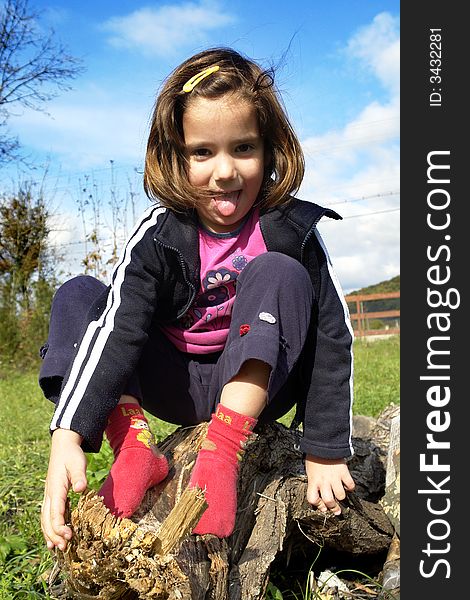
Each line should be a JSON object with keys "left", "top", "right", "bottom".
{"left": 4, "top": 0, "right": 400, "bottom": 293}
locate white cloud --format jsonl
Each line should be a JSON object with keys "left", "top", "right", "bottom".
{"left": 299, "top": 12, "right": 400, "bottom": 293}
{"left": 346, "top": 12, "right": 400, "bottom": 95}
{"left": 101, "top": 1, "right": 236, "bottom": 57}
{"left": 13, "top": 94, "right": 150, "bottom": 169}
{"left": 48, "top": 211, "right": 81, "bottom": 248}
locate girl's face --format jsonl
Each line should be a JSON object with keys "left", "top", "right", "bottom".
{"left": 183, "top": 95, "right": 265, "bottom": 233}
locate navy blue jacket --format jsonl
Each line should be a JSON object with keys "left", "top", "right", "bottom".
{"left": 50, "top": 197, "right": 354, "bottom": 458}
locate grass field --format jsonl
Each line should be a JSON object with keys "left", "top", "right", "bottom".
{"left": 0, "top": 335, "right": 399, "bottom": 599}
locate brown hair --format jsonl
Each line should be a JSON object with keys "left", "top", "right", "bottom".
{"left": 144, "top": 47, "right": 305, "bottom": 212}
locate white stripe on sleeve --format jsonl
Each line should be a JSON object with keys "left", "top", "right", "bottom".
{"left": 314, "top": 229, "right": 355, "bottom": 455}
{"left": 51, "top": 205, "right": 166, "bottom": 431}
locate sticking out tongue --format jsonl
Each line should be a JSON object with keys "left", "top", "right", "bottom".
{"left": 213, "top": 191, "right": 239, "bottom": 217}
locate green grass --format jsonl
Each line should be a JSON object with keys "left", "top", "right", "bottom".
{"left": 0, "top": 335, "right": 399, "bottom": 598}
{"left": 352, "top": 335, "right": 400, "bottom": 416}
{"left": 0, "top": 374, "right": 56, "bottom": 598}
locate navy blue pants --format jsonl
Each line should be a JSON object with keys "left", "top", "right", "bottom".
{"left": 39, "top": 253, "right": 314, "bottom": 427}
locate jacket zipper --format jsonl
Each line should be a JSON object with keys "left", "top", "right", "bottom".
{"left": 300, "top": 211, "right": 325, "bottom": 264}
{"left": 154, "top": 239, "right": 197, "bottom": 318}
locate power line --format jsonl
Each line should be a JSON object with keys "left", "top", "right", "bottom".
{"left": 321, "top": 207, "right": 400, "bottom": 221}
{"left": 326, "top": 191, "right": 400, "bottom": 207}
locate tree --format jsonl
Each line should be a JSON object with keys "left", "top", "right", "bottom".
{"left": 0, "top": 183, "right": 50, "bottom": 306}
{"left": 0, "top": 183, "right": 57, "bottom": 370}
{"left": 0, "top": 0, "right": 84, "bottom": 164}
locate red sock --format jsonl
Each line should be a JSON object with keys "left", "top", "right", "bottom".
{"left": 98, "top": 403, "right": 169, "bottom": 518}
{"left": 189, "top": 404, "right": 257, "bottom": 537}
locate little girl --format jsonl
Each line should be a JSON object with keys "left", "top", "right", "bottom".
{"left": 40, "top": 47, "right": 355, "bottom": 551}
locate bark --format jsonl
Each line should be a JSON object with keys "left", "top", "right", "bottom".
{"left": 48, "top": 406, "right": 400, "bottom": 600}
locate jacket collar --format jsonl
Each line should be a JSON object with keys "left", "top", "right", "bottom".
{"left": 260, "top": 197, "right": 341, "bottom": 259}
{"left": 154, "top": 198, "right": 341, "bottom": 281}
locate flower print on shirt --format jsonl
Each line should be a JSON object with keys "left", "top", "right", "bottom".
{"left": 186, "top": 257, "right": 250, "bottom": 328}
{"left": 205, "top": 268, "right": 238, "bottom": 289}
{"left": 195, "top": 267, "right": 238, "bottom": 308}
{"left": 179, "top": 267, "right": 238, "bottom": 329}
{"left": 196, "top": 285, "right": 229, "bottom": 308}
{"left": 232, "top": 255, "right": 248, "bottom": 271}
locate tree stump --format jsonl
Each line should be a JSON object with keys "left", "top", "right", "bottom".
{"left": 48, "top": 406, "right": 400, "bottom": 599}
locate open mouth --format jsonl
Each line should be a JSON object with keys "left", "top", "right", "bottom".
{"left": 212, "top": 190, "right": 241, "bottom": 216}
{"left": 212, "top": 190, "right": 241, "bottom": 201}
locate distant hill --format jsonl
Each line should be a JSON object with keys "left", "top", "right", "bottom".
{"left": 347, "top": 275, "right": 400, "bottom": 296}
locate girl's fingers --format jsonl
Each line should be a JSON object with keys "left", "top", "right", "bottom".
{"left": 41, "top": 476, "right": 72, "bottom": 550}
{"left": 41, "top": 495, "right": 63, "bottom": 550}
{"left": 307, "top": 484, "right": 342, "bottom": 515}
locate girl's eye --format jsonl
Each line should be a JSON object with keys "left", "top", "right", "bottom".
{"left": 193, "top": 148, "right": 211, "bottom": 158}
{"left": 236, "top": 144, "right": 254, "bottom": 153}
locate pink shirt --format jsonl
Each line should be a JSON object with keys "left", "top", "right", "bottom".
{"left": 161, "top": 208, "right": 267, "bottom": 353}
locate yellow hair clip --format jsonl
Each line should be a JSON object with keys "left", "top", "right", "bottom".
{"left": 182, "top": 65, "right": 220, "bottom": 93}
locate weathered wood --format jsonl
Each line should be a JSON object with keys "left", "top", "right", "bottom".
{"left": 49, "top": 406, "right": 400, "bottom": 600}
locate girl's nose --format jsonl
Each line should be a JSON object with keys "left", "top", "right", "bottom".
{"left": 213, "top": 153, "right": 236, "bottom": 181}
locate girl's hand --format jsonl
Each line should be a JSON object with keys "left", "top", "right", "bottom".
{"left": 305, "top": 454, "right": 355, "bottom": 515}
{"left": 41, "top": 428, "right": 87, "bottom": 551}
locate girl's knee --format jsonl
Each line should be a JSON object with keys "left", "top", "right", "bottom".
{"left": 241, "top": 252, "right": 312, "bottom": 290}
{"left": 50, "top": 276, "right": 107, "bottom": 321}
{"left": 53, "top": 275, "right": 105, "bottom": 305}
{"left": 56, "top": 274, "right": 104, "bottom": 296}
